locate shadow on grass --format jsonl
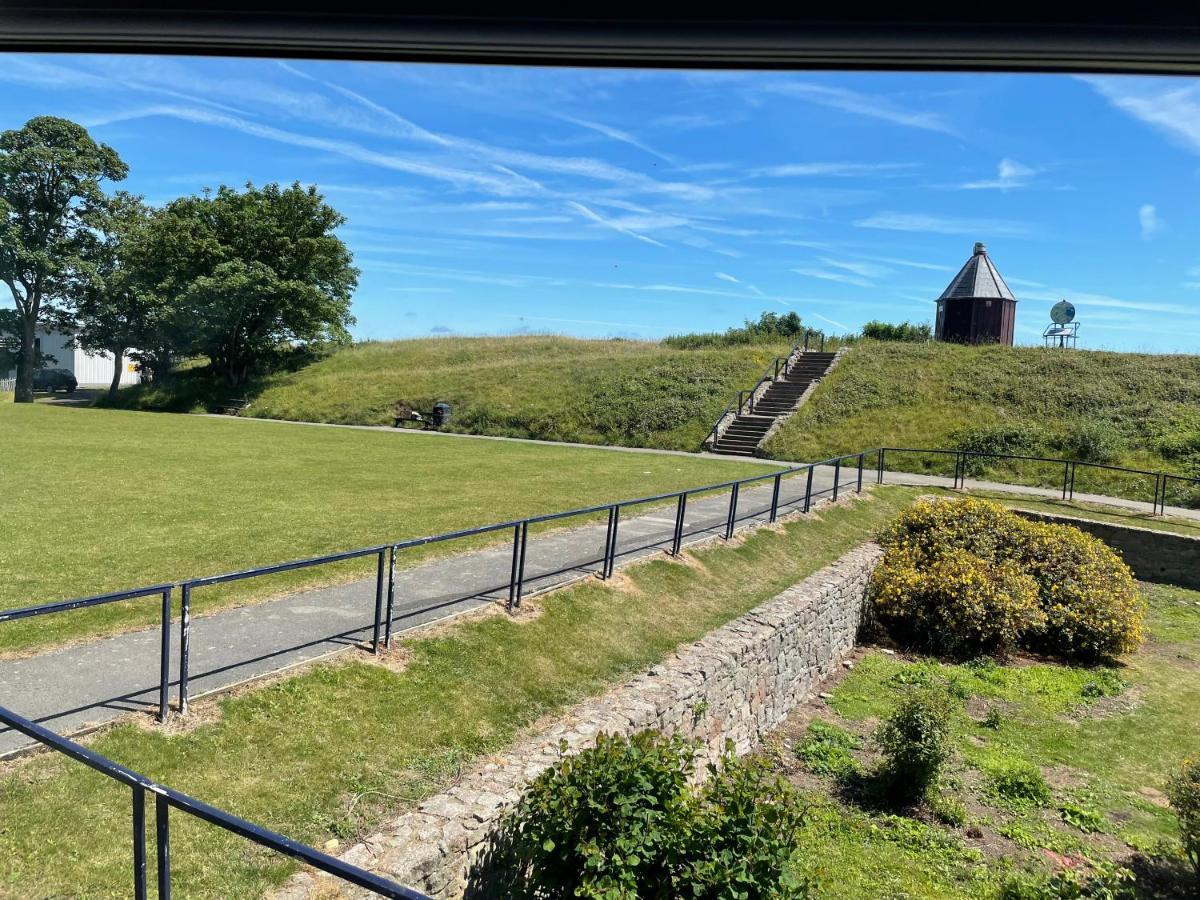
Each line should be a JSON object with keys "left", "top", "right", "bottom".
{"left": 1127, "top": 852, "right": 1197, "bottom": 900}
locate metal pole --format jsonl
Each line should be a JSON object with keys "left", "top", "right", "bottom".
{"left": 725, "top": 483, "right": 739, "bottom": 539}
{"left": 603, "top": 506, "right": 617, "bottom": 575}
{"left": 133, "top": 786, "right": 147, "bottom": 900}
{"left": 832, "top": 459, "right": 841, "bottom": 502}
{"left": 769, "top": 474, "right": 782, "bottom": 523}
{"left": 605, "top": 507, "right": 620, "bottom": 578}
{"left": 514, "top": 521, "right": 529, "bottom": 607}
{"left": 877, "top": 448, "right": 885, "bottom": 485}
{"left": 371, "top": 549, "right": 386, "bottom": 654}
{"left": 804, "top": 465, "right": 815, "bottom": 513}
{"left": 857, "top": 453, "right": 865, "bottom": 493}
{"left": 155, "top": 795, "right": 171, "bottom": 900}
{"left": 672, "top": 493, "right": 687, "bottom": 555}
{"left": 820, "top": 334, "right": 826, "bottom": 352}
{"left": 1068, "top": 463, "right": 1077, "bottom": 501}
{"left": 1154, "top": 474, "right": 1164, "bottom": 516}
{"left": 804, "top": 331, "right": 810, "bottom": 352}
{"left": 507, "top": 523, "right": 522, "bottom": 610}
{"left": 1061, "top": 461, "right": 1070, "bottom": 500}
{"left": 178, "top": 584, "right": 191, "bottom": 716}
{"left": 158, "top": 588, "right": 172, "bottom": 723}
{"left": 955, "top": 452, "right": 965, "bottom": 490}
{"left": 383, "top": 545, "right": 397, "bottom": 648}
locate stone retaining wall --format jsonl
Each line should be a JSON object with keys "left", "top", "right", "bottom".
{"left": 277, "top": 542, "right": 882, "bottom": 900}
{"left": 1013, "top": 509, "right": 1200, "bottom": 589}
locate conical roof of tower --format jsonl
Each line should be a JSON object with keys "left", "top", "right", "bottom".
{"left": 937, "top": 242, "right": 1017, "bottom": 302}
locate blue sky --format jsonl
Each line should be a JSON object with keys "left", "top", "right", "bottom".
{"left": 3, "top": 55, "right": 1200, "bottom": 351}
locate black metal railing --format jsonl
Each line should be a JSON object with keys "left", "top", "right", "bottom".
{"left": 0, "top": 703, "right": 428, "bottom": 899}
{"left": 876, "top": 447, "right": 1200, "bottom": 516}
{"left": 705, "top": 330, "right": 829, "bottom": 447}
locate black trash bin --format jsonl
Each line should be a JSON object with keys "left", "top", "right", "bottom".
{"left": 430, "top": 402, "right": 452, "bottom": 429}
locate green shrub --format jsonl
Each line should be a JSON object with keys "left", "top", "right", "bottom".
{"left": 874, "top": 686, "right": 957, "bottom": 801}
{"left": 983, "top": 758, "right": 1053, "bottom": 809}
{"left": 1166, "top": 756, "right": 1200, "bottom": 878}
{"left": 861, "top": 320, "right": 932, "bottom": 343}
{"left": 928, "top": 791, "right": 968, "bottom": 827}
{"left": 796, "top": 721, "right": 861, "bottom": 778}
{"left": 1060, "top": 802, "right": 1105, "bottom": 834}
{"left": 1054, "top": 421, "right": 1126, "bottom": 464}
{"left": 494, "top": 730, "right": 811, "bottom": 899}
{"left": 998, "top": 863, "right": 1136, "bottom": 899}
{"left": 873, "top": 498, "right": 1146, "bottom": 661}
{"left": 952, "top": 423, "right": 1047, "bottom": 470}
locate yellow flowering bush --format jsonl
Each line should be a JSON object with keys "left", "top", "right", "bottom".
{"left": 872, "top": 498, "right": 1146, "bottom": 660}
{"left": 872, "top": 548, "right": 1042, "bottom": 657}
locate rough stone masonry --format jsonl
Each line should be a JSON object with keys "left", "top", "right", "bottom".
{"left": 275, "top": 542, "right": 882, "bottom": 900}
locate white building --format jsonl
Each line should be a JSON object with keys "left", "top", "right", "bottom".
{"left": 0, "top": 327, "right": 142, "bottom": 387}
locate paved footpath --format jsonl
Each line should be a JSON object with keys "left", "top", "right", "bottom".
{"left": 4, "top": 460, "right": 1193, "bottom": 757}
{"left": 0, "top": 464, "right": 852, "bottom": 756}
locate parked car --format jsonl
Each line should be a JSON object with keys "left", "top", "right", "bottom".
{"left": 32, "top": 368, "right": 77, "bottom": 393}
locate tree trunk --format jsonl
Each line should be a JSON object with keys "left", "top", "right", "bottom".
{"left": 108, "top": 347, "right": 125, "bottom": 401}
{"left": 13, "top": 317, "right": 35, "bottom": 403}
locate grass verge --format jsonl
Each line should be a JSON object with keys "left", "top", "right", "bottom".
{"left": 0, "top": 486, "right": 924, "bottom": 898}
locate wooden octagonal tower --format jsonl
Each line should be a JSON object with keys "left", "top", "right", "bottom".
{"left": 934, "top": 242, "right": 1017, "bottom": 345}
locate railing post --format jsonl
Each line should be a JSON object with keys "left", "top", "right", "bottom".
{"left": 1154, "top": 474, "right": 1164, "bottom": 516}
{"left": 804, "top": 465, "right": 815, "bottom": 513}
{"left": 877, "top": 448, "right": 885, "bottom": 485}
{"left": 383, "top": 545, "right": 397, "bottom": 648}
{"left": 820, "top": 334, "right": 826, "bottom": 352}
{"left": 769, "top": 474, "right": 782, "bottom": 523}
{"left": 371, "top": 549, "right": 386, "bottom": 654}
{"left": 857, "top": 453, "right": 865, "bottom": 493}
{"left": 803, "top": 331, "right": 810, "bottom": 352}
{"left": 604, "top": 506, "right": 620, "bottom": 578}
{"left": 832, "top": 459, "right": 841, "bottom": 501}
{"left": 954, "top": 452, "right": 964, "bottom": 490}
{"left": 603, "top": 506, "right": 617, "bottom": 575}
{"left": 1061, "top": 461, "right": 1071, "bottom": 500}
{"left": 158, "top": 588, "right": 172, "bottom": 723}
{"left": 156, "top": 795, "right": 171, "bottom": 900}
{"left": 178, "top": 583, "right": 192, "bottom": 716}
{"left": 1068, "top": 463, "right": 1077, "bottom": 501}
{"left": 514, "top": 521, "right": 529, "bottom": 608}
{"left": 725, "top": 483, "right": 740, "bottom": 539}
{"left": 671, "top": 493, "right": 687, "bottom": 555}
{"left": 507, "top": 524, "right": 521, "bottom": 610}
{"left": 132, "top": 785, "right": 147, "bottom": 900}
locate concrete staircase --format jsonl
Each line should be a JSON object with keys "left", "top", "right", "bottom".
{"left": 709, "top": 352, "right": 837, "bottom": 457}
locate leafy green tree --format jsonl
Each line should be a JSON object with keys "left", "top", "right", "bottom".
{"left": 135, "top": 182, "right": 358, "bottom": 386}
{"left": 0, "top": 116, "right": 128, "bottom": 402}
{"left": 70, "top": 193, "right": 164, "bottom": 400}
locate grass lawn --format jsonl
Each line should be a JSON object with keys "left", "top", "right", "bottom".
{"left": 765, "top": 341, "right": 1200, "bottom": 507}
{"left": 104, "top": 335, "right": 792, "bottom": 451}
{"left": 0, "top": 402, "right": 771, "bottom": 654}
{"left": 0, "top": 487, "right": 925, "bottom": 898}
{"left": 766, "top": 582, "right": 1200, "bottom": 898}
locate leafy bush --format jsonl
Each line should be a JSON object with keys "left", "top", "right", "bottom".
{"left": 1166, "top": 756, "right": 1200, "bottom": 878}
{"left": 1060, "top": 802, "right": 1105, "bottom": 834}
{"left": 952, "top": 422, "right": 1047, "bottom": 465}
{"left": 494, "top": 730, "right": 811, "bottom": 899}
{"left": 872, "top": 498, "right": 1146, "bottom": 661}
{"left": 1054, "top": 421, "right": 1126, "bottom": 464}
{"left": 874, "top": 686, "right": 957, "bottom": 801}
{"left": 983, "top": 758, "right": 1053, "bottom": 808}
{"left": 861, "top": 320, "right": 932, "bottom": 342}
{"left": 871, "top": 548, "right": 1042, "bottom": 657}
{"left": 928, "top": 791, "right": 968, "bottom": 827}
{"left": 664, "top": 311, "right": 815, "bottom": 350}
{"left": 998, "top": 862, "right": 1136, "bottom": 899}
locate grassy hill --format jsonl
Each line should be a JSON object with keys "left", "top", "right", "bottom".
{"left": 765, "top": 340, "right": 1200, "bottom": 501}
{"left": 112, "top": 335, "right": 791, "bottom": 451}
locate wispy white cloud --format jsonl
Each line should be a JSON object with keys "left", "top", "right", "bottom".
{"left": 558, "top": 115, "right": 677, "bottom": 164}
{"left": 818, "top": 258, "right": 890, "bottom": 279}
{"left": 715, "top": 272, "right": 741, "bottom": 284}
{"left": 1085, "top": 76, "right": 1200, "bottom": 154}
{"left": 1139, "top": 203, "right": 1163, "bottom": 241}
{"left": 792, "top": 267, "right": 874, "bottom": 288}
{"left": 503, "top": 314, "right": 649, "bottom": 330}
{"left": 855, "top": 212, "right": 1033, "bottom": 238}
{"left": 856, "top": 254, "right": 952, "bottom": 272}
{"left": 960, "top": 158, "right": 1036, "bottom": 191}
{"left": 811, "top": 312, "right": 853, "bottom": 331}
{"left": 751, "top": 162, "right": 918, "bottom": 178}
{"left": 762, "top": 82, "right": 956, "bottom": 135}
{"left": 566, "top": 201, "right": 666, "bottom": 247}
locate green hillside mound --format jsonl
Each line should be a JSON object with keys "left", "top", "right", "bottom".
{"left": 112, "top": 335, "right": 790, "bottom": 450}
{"left": 766, "top": 340, "right": 1200, "bottom": 501}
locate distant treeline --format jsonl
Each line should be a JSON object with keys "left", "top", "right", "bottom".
{"left": 663, "top": 312, "right": 931, "bottom": 350}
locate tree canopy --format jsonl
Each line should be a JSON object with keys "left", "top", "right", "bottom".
{"left": 0, "top": 116, "right": 128, "bottom": 401}
{"left": 134, "top": 182, "right": 358, "bottom": 385}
